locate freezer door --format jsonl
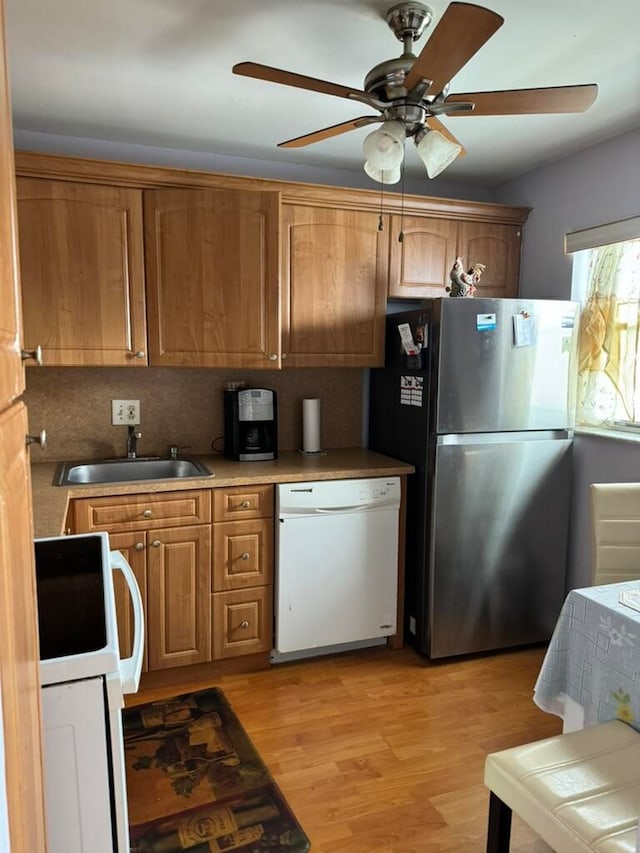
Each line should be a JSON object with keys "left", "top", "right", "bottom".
{"left": 428, "top": 433, "right": 572, "bottom": 658}
{"left": 434, "top": 298, "right": 578, "bottom": 433}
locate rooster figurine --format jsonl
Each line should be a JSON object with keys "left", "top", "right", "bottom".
{"left": 446, "top": 256, "right": 486, "bottom": 297}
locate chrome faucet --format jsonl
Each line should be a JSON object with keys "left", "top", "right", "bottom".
{"left": 126, "top": 425, "right": 142, "bottom": 459}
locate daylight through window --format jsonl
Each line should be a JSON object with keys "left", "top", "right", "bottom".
{"left": 571, "top": 234, "right": 640, "bottom": 428}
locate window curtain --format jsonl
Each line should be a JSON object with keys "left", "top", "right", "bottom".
{"left": 577, "top": 239, "right": 640, "bottom": 425}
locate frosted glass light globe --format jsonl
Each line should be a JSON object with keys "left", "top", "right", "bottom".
{"left": 363, "top": 121, "right": 406, "bottom": 169}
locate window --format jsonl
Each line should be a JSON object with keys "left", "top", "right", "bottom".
{"left": 567, "top": 217, "right": 640, "bottom": 430}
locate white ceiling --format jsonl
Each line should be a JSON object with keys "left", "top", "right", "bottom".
{"left": 5, "top": 0, "right": 640, "bottom": 187}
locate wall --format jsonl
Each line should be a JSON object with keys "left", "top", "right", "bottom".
{"left": 497, "top": 127, "right": 640, "bottom": 589}
{"left": 24, "top": 367, "right": 363, "bottom": 462}
{"left": 494, "top": 128, "right": 640, "bottom": 300}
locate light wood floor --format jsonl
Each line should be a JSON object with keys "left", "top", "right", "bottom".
{"left": 132, "top": 644, "right": 559, "bottom": 852}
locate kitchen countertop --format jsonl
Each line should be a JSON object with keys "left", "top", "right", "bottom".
{"left": 31, "top": 448, "right": 414, "bottom": 538}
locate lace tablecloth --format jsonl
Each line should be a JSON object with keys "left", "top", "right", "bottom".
{"left": 533, "top": 580, "right": 640, "bottom": 731}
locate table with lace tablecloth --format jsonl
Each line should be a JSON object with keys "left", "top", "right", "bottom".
{"left": 533, "top": 580, "right": 640, "bottom": 733}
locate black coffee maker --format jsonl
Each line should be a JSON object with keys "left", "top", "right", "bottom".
{"left": 224, "top": 387, "right": 278, "bottom": 461}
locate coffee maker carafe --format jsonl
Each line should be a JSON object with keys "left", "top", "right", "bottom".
{"left": 224, "top": 388, "right": 278, "bottom": 461}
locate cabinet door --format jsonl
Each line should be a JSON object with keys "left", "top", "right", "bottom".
{"left": 0, "top": 403, "right": 47, "bottom": 852}
{"left": 213, "top": 518, "right": 273, "bottom": 591}
{"left": 72, "top": 489, "right": 211, "bottom": 533}
{"left": 16, "top": 178, "right": 147, "bottom": 366}
{"left": 388, "top": 215, "right": 458, "bottom": 298}
{"left": 282, "top": 205, "right": 388, "bottom": 367}
{"left": 144, "top": 187, "right": 281, "bottom": 368}
{"left": 108, "top": 531, "right": 148, "bottom": 672}
{"left": 456, "top": 222, "right": 522, "bottom": 298}
{"left": 212, "top": 587, "right": 272, "bottom": 660}
{"left": 147, "top": 524, "right": 212, "bottom": 669}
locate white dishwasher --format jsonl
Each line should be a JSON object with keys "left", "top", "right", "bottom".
{"left": 273, "top": 477, "right": 401, "bottom": 661}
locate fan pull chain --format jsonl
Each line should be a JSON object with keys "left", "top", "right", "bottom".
{"left": 398, "top": 156, "right": 406, "bottom": 243}
{"left": 378, "top": 181, "right": 384, "bottom": 231}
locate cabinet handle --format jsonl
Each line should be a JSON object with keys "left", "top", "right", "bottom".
{"left": 26, "top": 429, "right": 46, "bottom": 450}
{"left": 151, "top": 539, "right": 161, "bottom": 548}
{"left": 240, "top": 620, "right": 249, "bottom": 629}
{"left": 134, "top": 542, "right": 145, "bottom": 551}
{"left": 241, "top": 552, "right": 250, "bottom": 561}
{"left": 267, "top": 353, "right": 277, "bottom": 361}
{"left": 21, "top": 345, "right": 43, "bottom": 366}
{"left": 132, "top": 350, "right": 146, "bottom": 359}
{"left": 142, "top": 509, "right": 153, "bottom": 518}
{"left": 282, "top": 352, "right": 288, "bottom": 360}
{"left": 240, "top": 501, "right": 250, "bottom": 509}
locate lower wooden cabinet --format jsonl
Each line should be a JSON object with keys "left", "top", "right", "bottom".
{"left": 70, "top": 485, "right": 275, "bottom": 672}
{"left": 147, "top": 524, "right": 212, "bottom": 670}
{"left": 212, "top": 486, "right": 274, "bottom": 660}
{"left": 212, "top": 587, "right": 272, "bottom": 659}
{"left": 71, "top": 490, "right": 213, "bottom": 672}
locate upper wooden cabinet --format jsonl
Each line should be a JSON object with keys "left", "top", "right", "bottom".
{"left": 388, "top": 215, "right": 458, "bottom": 299}
{"left": 144, "top": 187, "right": 281, "bottom": 368}
{"left": 388, "top": 216, "right": 522, "bottom": 300}
{"left": 282, "top": 205, "right": 388, "bottom": 367}
{"left": 16, "top": 178, "right": 147, "bottom": 366}
{"left": 456, "top": 221, "right": 522, "bottom": 298}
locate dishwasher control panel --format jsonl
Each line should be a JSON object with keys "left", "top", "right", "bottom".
{"left": 277, "top": 477, "right": 401, "bottom": 515}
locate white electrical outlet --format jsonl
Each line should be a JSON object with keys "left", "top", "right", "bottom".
{"left": 112, "top": 400, "right": 140, "bottom": 426}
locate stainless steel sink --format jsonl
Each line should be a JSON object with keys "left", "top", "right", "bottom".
{"left": 54, "top": 456, "right": 214, "bottom": 486}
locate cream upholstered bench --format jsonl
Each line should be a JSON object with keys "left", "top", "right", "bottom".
{"left": 484, "top": 720, "right": 640, "bottom": 852}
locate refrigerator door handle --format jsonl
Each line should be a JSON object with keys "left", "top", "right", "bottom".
{"left": 437, "top": 430, "right": 572, "bottom": 446}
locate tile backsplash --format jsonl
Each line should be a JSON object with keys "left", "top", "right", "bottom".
{"left": 24, "top": 367, "right": 364, "bottom": 462}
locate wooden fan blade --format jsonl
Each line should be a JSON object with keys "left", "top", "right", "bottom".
{"left": 427, "top": 117, "right": 467, "bottom": 157}
{"left": 445, "top": 84, "right": 598, "bottom": 115}
{"left": 278, "top": 117, "right": 382, "bottom": 149}
{"left": 233, "top": 61, "right": 369, "bottom": 101}
{"left": 404, "top": 3, "right": 504, "bottom": 94}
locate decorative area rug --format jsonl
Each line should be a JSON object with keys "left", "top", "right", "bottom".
{"left": 123, "top": 687, "right": 310, "bottom": 852}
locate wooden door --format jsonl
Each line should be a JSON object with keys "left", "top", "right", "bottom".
{"left": 146, "top": 524, "right": 212, "bottom": 669}
{"left": 388, "top": 215, "right": 458, "bottom": 298}
{"left": 16, "top": 178, "right": 147, "bottom": 366}
{"left": 0, "top": 404, "right": 47, "bottom": 852}
{"left": 456, "top": 222, "right": 522, "bottom": 298}
{"left": 144, "top": 187, "right": 281, "bottom": 368}
{"left": 0, "top": 2, "right": 47, "bottom": 847}
{"left": 282, "top": 205, "right": 388, "bottom": 367}
{"left": 108, "top": 531, "right": 148, "bottom": 672}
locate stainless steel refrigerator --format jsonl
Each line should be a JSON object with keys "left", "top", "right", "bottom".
{"left": 369, "top": 298, "right": 579, "bottom": 659}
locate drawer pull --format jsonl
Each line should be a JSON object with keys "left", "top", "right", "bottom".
{"left": 241, "top": 552, "right": 250, "bottom": 561}
{"left": 26, "top": 429, "right": 47, "bottom": 450}
{"left": 240, "top": 620, "right": 249, "bottom": 629}
{"left": 21, "top": 345, "right": 43, "bottom": 366}
{"left": 142, "top": 509, "right": 153, "bottom": 518}
{"left": 151, "top": 539, "right": 161, "bottom": 548}
{"left": 240, "top": 501, "right": 251, "bottom": 509}
{"left": 134, "top": 542, "right": 144, "bottom": 551}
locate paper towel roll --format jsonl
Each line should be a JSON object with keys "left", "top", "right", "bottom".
{"left": 302, "top": 398, "right": 321, "bottom": 453}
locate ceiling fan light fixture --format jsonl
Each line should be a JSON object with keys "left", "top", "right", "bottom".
{"left": 363, "top": 120, "right": 406, "bottom": 169}
{"left": 363, "top": 160, "right": 402, "bottom": 185}
{"left": 415, "top": 128, "right": 462, "bottom": 178}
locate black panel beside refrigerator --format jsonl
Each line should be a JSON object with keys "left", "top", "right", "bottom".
{"left": 369, "top": 298, "right": 579, "bottom": 659}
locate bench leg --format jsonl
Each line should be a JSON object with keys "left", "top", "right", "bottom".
{"left": 486, "top": 791, "right": 512, "bottom": 853}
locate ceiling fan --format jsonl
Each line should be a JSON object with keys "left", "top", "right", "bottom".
{"left": 233, "top": 1, "right": 598, "bottom": 182}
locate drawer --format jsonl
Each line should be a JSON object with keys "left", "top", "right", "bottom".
{"left": 212, "top": 587, "right": 272, "bottom": 660}
{"left": 213, "top": 518, "right": 273, "bottom": 591}
{"left": 212, "top": 484, "right": 273, "bottom": 521}
{"left": 71, "top": 489, "right": 211, "bottom": 532}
